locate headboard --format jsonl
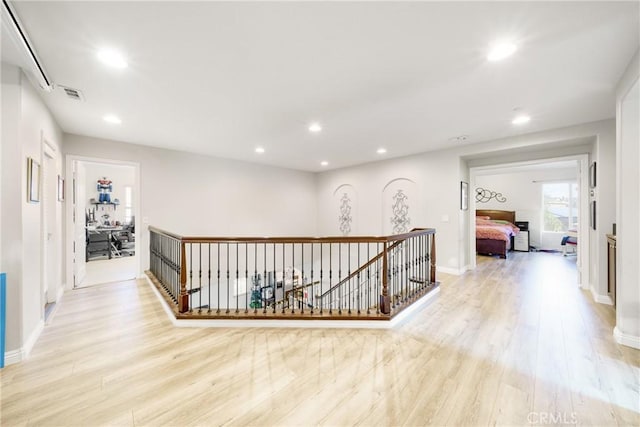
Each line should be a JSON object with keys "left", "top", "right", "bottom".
{"left": 476, "top": 209, "right": 516, "bottom": 224}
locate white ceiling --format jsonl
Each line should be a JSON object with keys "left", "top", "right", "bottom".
{"left": 4, "top": 1, "right": 639, "bottom": 172}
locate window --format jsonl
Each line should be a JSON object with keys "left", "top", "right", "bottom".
{"left": 543, "top": 182, "right": 579, "bottom": 232}
{"left": 124, "top": 186, "right": 133, "bottom": 224}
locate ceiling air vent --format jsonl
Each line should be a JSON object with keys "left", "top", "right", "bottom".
{"left": 58, "top": 85, "right": 85, "bottom": 101}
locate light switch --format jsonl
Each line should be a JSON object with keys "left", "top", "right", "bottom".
{"left": 441, "top": 215, "right": 449, "bottom": 223}
{"left": 142, "top": 216, "right": 149, "bottom": 224}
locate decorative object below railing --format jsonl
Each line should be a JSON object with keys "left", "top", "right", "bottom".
{"left": 147, "top": 227, "right": 438, "bottom": 320}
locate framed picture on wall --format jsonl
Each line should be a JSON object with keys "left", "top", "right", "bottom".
{"left": 57, "top": 175, "right": 65, "bottom": 201}
{"left": 27, "top": 157, "right": 41, "bottom": 203}
{"left": 589, "top": 161, "right": 597, "bottom": 188}
{"left": 460, "top": 181, "right": 469, "bottom": 211}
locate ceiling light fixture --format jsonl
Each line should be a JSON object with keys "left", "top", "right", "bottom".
{"left": 512, "top": 115, "right": 531, "bottom": 125}
{"left": 377, "top": 148, "right": 387, "bottom": 154}
{"left": 255, "top": 147, "right": 265, "bottom": 154}
{"left": 320, "top": 161, "right": 329, "bottom": 166}
{"left": 309, "top": 123, "right": 322, "bottom": 133}
{"left": 97, "top": 48, "right": 128, "bottom": 69}
{"left": 487, "top": 42, "right": 517, "bottom": 61}
{"left": 103, "top": 114, "right": 122, "bottom": 124}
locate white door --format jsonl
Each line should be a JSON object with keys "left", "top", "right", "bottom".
{"left": 43, "top": 150, "right": 59, "bottom": 304}
{"left": 73, "top": 161, "right": 87, "bottom": 287}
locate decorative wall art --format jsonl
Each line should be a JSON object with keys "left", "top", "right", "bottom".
{"left": 57, "top": 175, "right": 65, "bottom": 202}
{"left": 475, "top": 187, "right": 507, "bottom": 203}
{"left": 27, "top": 157, "right": 41, "bottom": 203}
{"left": 390, "top": 189, "right": 410, "bottom": 234}
{"left": 460, "top": 181, "right": 469, "bottom": 211}
{"left": 338, "top": 193, "right": 353, "bottom": 236}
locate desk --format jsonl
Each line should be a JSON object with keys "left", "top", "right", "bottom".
{"left": 86, "top": 227, "right": 123, "bottom": 260}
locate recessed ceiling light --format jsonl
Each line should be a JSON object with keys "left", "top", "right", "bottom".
{"left": 487, "top": 42, "right": 517, "bottom": 61}
{"left": 377, "top": 148, "right": 387, "bottom": 154}
{"left": 512, "top": 115, "right": 531, "bottom": 125}
{"left": 320, "top": 161, "right": 329, "bottom": 167}
{"left": 103, "top": 114, "right": 122, "bottom": 124}
{"left": 255, "top": 147, "right": 265, "bottom": 154}
{"left": 97, "top": 48, "right": 128, "bottom": 69}
{"left": 309, "top": 123, "right": 322, "bottom": 133}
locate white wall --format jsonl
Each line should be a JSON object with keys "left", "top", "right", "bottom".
{"left": 615, "top": 49, "right": 640, "bottom": 349}
{"left": 84, "top": 162, "right": 135, "bottom": 226}
{"left": 63, "top": 134, "right": 318, "bottom": 278}
{"left": 317, "top": 120, "right": 614, "bottom": 279}
{"left": 475, "top": 167, "right": 578, "bottom": 251}
{"left": 1, "top": 64, "right": 63, "bottom": 362}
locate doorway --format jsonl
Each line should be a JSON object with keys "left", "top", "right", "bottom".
{"left": 41, "top": 141, "right": 62, "bottom": 318}
{"left": 66, "top": 156, "right": 140, "bottom": 289}
{"left": 468, "top": 155, "right": 590, "bottom": 289}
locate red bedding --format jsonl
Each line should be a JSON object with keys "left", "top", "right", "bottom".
{"left": 476, "top": 218, "right": 519, "bottom": 242}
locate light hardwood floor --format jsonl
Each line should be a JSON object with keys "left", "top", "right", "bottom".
{"left": 1, "top": 252, "right": 638, "bottom": 426}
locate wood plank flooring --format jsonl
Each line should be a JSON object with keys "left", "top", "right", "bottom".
{"left": 1, "top": 252, "right": 638, "bottom": 426}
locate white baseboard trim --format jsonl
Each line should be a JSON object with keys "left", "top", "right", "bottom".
{"left": 437, "top": 265, "right": 467, "bottom": 276}
{"left": 23, "top": 319, "right": 44, "bottom": 359}
{"left": 145, "top": 273, "right": 439, "bottom": 330}
{"left": 56, "top": 284, "right": 65, "bottom": 302}
{"left": 591, "top": 285, "right": 613, "bottom": 305}
{"left": 3, "top": 318, "right": 46, "bottom": 366}
{"left": 614, "top": 326, "right": 640, "bottom": 349}
{"left": 4, "top": 349, "right": 22, "bottom": 366}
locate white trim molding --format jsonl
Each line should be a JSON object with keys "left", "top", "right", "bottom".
{"left": 3, "top": 318, "right": 45, "bottom": 366}
{"left": 145, "top": 273, "right": 440, "bottom": 330}
{"left": 614, "top": 326, "right": 640, "bottom": 350}
{"left": 23, "top": 319, "right": 44, "bottom": 359}
{"left": 591, "top": 286, "right": 614, "bottom": 305}
{"left": 4, "top": 349, "right": 22, "bottom": 366}
{"left": 437, "top": 265, "right": 468, "bottom": 276}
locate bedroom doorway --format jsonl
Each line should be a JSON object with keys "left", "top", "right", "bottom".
{"left": 468, "top": 155, "right": 590, "bottom": 289}
{"left": 65, "top": 156, "right": 141, "bottom": 289}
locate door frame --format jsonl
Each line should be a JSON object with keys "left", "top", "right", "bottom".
{"left": 64, "top": 155, "right": 141, "bottom": 291}
{"left": 41, "top": 136, "right": 62, "bottom": 310}
{"left": 467, "top": 153, "right": 590, "bottom": 290}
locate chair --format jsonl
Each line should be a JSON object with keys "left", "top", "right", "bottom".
{"left": 561, "top": 234, "right": 578, "bottom": 256}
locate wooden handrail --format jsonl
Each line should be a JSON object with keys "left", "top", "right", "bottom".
{"left": 148, "top": 226, "right": 435, "bottom": 244}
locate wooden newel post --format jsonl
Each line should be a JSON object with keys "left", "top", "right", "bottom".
{"left": 178, "top": 241, "right": 189, "bottom": 313}
{"left": 430, "top": 234, "right": 436, "bottom": 284}
{"left": 380, "top": 242, "right": 390, "bottom": 314}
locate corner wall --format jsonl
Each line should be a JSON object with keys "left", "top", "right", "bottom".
{"left": 615, "top": 49, "right": 640, "bottom": 349}
{"left": 1, "top": 63, "right": 63, "bottom": 363}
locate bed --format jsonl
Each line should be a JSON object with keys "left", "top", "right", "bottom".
{"left": 475, "top": 209, "right": 519, "bottom": 259}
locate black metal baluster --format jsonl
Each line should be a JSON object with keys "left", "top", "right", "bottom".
{"left": 273, "top": 243, "right": 276, "bottom": 314}
{"left": 226, "top": 243, "right": 230, "bottom": 314}
{"left": 367, "top": 243, "right": 371, "bottom": 314}
{"left": 235, "top": 243, "right": 239, "bottom": 314}
{"left": 208, "top": 243, "right": 211, "bottom": 313}
{"left": 357, "top": 243, "right": 360, "bottom": 315}
{"left": 217, "top": 243, "right": 220, "bottom": 314}
{"left": 253, "top": 243, "right": 258, "bottom": 314}
{"left": 348, "top": 243, "right": 351, "bottom": 314}
{"left": 198, "top": 243, "right": 202, "bottom": 313}
{"left": 263, "top": 243, "right": 267, "bottom": 314}
{"left": 300, "top": 243, "right": 304, "bottom": 314}
{"left": 310, "top": 243, "right": 314, "bottom": 315}
{"left": 282, "top": 243, "right": 286, "bottom": 314}
{"left": 337, "top": 243, "right": 342, "bottom": 315}
{"left": 189, "top": 243, "right": 193, "bottom": 312}
{"left": 245, "top": 243, "right": 248, "bottom": 314}
{"left": 329, "top": 243, "right": 333, "bottom": 314}
{"left": 291, "top": 243, "right": 295, "bottom": 314}
{"left": 320, "top": 244, "right": 323, "bottom": 315}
